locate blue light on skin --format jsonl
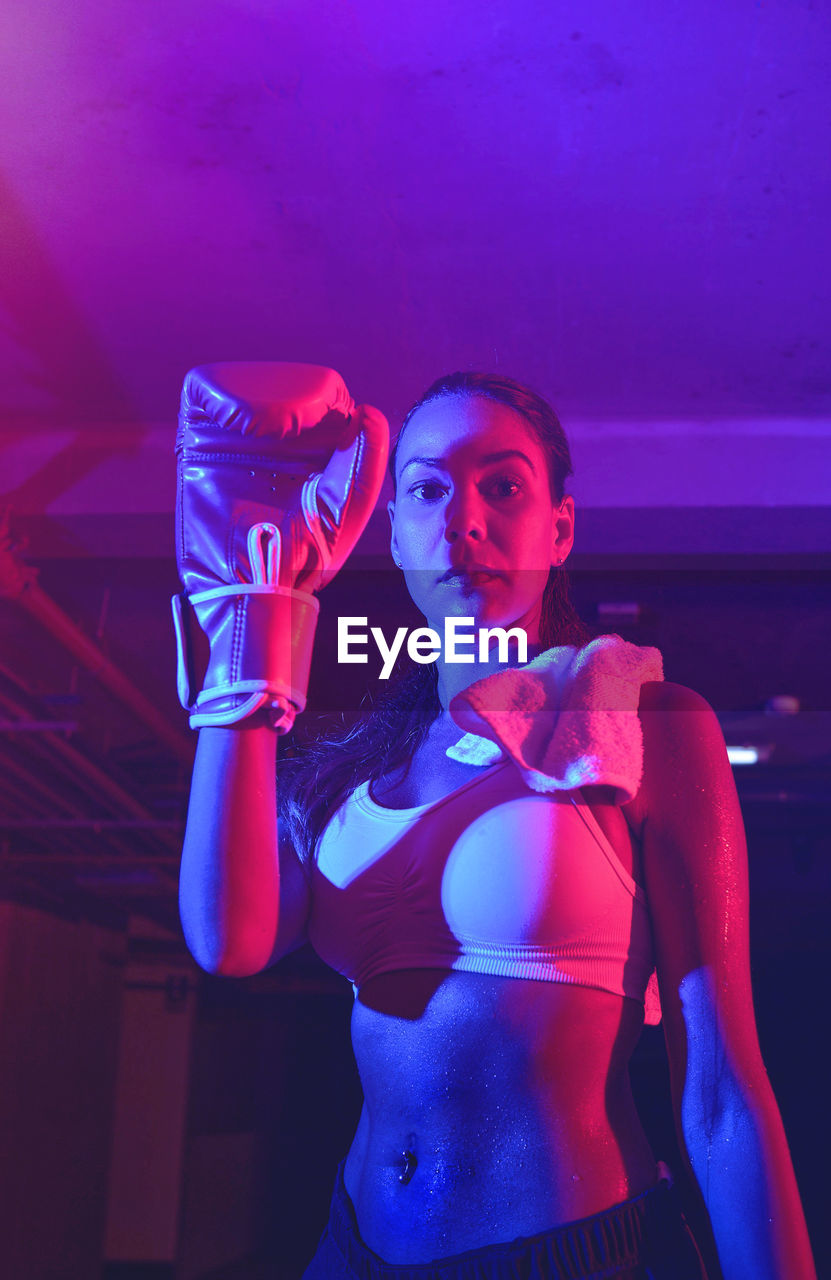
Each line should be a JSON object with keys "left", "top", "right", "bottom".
{"left": 388, "top": 394, "right": 574, "bottom": 711}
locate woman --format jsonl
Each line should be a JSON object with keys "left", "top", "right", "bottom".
{"left": 176, "top": 367, "right": 815, "bottom": 1278}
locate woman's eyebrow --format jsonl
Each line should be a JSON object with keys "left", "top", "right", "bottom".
{"left": 481, "top": 450, "right": 537, "bottom": 472}
{"left": 400, "top": 450, "right": 537, "bottom": 473}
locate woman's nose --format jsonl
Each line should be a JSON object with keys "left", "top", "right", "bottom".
{"left": 444, "top": 488, "right": 486, "bottom": 541}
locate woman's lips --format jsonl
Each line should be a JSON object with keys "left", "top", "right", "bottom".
{"left": 438, "top": 568, "right": 502, "bottom": 586}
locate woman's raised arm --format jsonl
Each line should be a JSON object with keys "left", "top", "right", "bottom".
{"left": 179, "top": 721, "right": 311, "bottom": 976}
{"left": 171, "top": 362, "right": 388, "bottom": 974}
{"left": 639, "top": 680, "right": 816, "bottom": 1280}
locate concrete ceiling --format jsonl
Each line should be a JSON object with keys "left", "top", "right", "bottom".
{"left": 1, "top": 2, "right": 829, "bottom": 538}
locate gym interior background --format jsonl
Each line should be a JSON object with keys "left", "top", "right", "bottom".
{"left": 0, "top": 3, "right": 828, "bottom": 1277}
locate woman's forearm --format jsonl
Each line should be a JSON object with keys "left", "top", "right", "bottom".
{"left": 684, "top": 1080, "right": 816, "bottom": 1280}
{"left": 179, "top": 721, "right": 280, "bottom": 975}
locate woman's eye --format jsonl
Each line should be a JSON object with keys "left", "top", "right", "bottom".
{"left": 408, "top": 480, "right": 446, "bottom": 502}
{"left": 486, "top": 477, "right": 522, "bottom": 499}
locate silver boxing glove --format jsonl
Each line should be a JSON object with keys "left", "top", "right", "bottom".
{"left": 172, "top": 362, "right": 388, "bottom": 731}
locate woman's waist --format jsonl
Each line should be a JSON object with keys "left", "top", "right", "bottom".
{"left": 350, "top": 1064, "right": 648, "bottom": 1179}
{"left": 354, "top": 1053, "right": 631, "bottom": 1138}
{"left": 351, "top": 968, "right": 644, "bottom": 1113}
{"left": 346, "top": 971, "right": 655, "bottom": 1260}
{"left": 343, "top": 1106, "right": 658, "bottom": 1264}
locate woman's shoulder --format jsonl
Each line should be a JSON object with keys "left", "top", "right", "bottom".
{"left": 638, "top": 677, "right": 714, "bottom": 715}
{"left": 638, "top": 679, "right": 726, "bottom": 777}
{"left": 625, "top": 680, "right": 726, "bottom": 837}
{"left": 635, "top": 679, "right": 736, "bottom": 837}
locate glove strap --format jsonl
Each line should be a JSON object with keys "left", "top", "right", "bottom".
{"left": 172, "top": 522, "right": 320, "bottom": 732}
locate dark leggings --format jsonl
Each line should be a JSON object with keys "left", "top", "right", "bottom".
{"left": 301, "top": 1160, "right": 710, "bottom": 1279}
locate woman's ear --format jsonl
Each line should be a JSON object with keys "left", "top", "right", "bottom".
{"left": 552, "top": 495, "right": 575, "bottom": 565}
{"left": 387, "top": 499, "right": 400, "bottom": 566}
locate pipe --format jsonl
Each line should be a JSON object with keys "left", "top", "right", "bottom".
{"left": 0, "top": 720, "right": 79, "bottom": 732}
{"left": 0, "top": 507, "right": 193, "bottom": 766}
{"left": 0, "top": 682, "right": 180, "bottom": 852}
{"left": 0, "top": 854, "right": 178, "bottom": 865}
{"left": 1, "top": 819, "right": 182, "bottom": 830}
{"left": 0, "top": 752, "right": 143, "bottom": 866}
{"left": 0, "top": 746, "right": 89, "bottom": 820}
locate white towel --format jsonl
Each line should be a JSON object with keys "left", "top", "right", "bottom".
{"left": 447, "top": 634, "right": 665, "bottom": 805}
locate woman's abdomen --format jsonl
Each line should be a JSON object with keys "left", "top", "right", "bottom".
{"left": 343, "top": 969, "right": 658, "bottom": 1265}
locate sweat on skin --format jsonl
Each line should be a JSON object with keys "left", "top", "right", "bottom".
{"left": 338, "top": 616, "right": 529, "bottom": 680}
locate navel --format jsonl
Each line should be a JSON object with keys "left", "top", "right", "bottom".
{"left": 398, "top": 1135, "right": 418, "bottom": 1184}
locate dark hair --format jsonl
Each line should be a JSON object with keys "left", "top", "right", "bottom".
{"left": 391, "top": 371, "right": 573, "bottom": 504}
{"left": 278, "top": 372, "right": 593, "bottom": 867}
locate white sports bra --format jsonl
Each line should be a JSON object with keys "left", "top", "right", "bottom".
{"left": 307, "top": 759, "right": 659, "bottom": 1018}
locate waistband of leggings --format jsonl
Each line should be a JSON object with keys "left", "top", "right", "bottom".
{"left": 325, "top": 1160, "right": 679, "bottom": 1279}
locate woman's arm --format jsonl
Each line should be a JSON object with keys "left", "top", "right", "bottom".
{"left": 639, "top": 680, "right": 816, "bottom": 1280}
{"left": 172, "top": 366, "right": 387, "bottom": 976}
{"left": 179, "top": 719, "right": 310, "bottom": 976}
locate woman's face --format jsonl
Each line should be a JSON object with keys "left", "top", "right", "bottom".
{"left": 388, "top": 393, "right": 574, "bottom": 644}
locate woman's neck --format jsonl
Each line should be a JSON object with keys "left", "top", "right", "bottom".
{"left": 435, "top": 638, "right": 546, "bottom": 711}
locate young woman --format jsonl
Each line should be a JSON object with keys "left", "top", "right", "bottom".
{"left": 175, "top": 366, "right": 815, "bottom": 1279}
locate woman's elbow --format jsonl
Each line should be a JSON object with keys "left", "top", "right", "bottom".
{"left": 680, "top": 1053, "right": 778, "bottom": 1183}
{"left": 182, "top": 928, "right": 273, "bottom": 977}
{"left": 179, "top": 897, "right": 275, "bottom": 977}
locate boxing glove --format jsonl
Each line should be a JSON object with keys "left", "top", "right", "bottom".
{"left": 173, "top": 363, "right": 388, "bottom": 731}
